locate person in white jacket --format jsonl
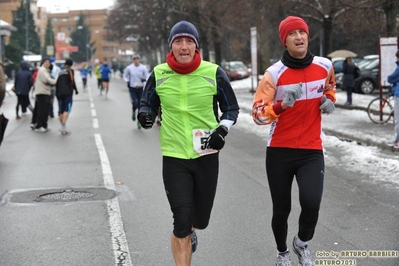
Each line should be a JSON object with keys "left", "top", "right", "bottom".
{"left": 31, "top": 58, "right": 56, "bottom": 132}
{"left": 123, "top": 54, "right": 149, "bottom": 128}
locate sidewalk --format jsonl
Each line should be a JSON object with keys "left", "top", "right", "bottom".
{"left": 231, "top": 78, "right": 395, "bottom": 151}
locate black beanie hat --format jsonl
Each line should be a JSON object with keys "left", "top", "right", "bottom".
{"left": 168, "top": 20, "right": 200, "bottom": 49}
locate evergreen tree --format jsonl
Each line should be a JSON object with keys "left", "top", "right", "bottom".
{"left": 69, "top": 13, "right": 95, "bottom": 63}
{"left": 4, "top": 43, "right": 24, "bottom": 72}
{"left": 9, "top": 0, "right": 41, "bottom": 54}
{"left": 43, "top": 18, "right": 55, "bottom": 57}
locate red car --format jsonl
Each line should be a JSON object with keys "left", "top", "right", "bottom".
{"left": 221, "top": 61, "right": 250, "bottom": 81}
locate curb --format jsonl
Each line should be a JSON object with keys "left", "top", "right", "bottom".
{"left": 322, "top": 128, "right": 397, "bottom": 152}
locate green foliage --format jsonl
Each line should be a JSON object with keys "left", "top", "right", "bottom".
{"left": 43, "top": 18, "right": 55, "bottom": 57}
{"left": 69, "top": 13, "right": 95, "bottom": 63}
{"left": 4, "top": 43, "right": 24, "bottom": 72}
{"left": 9, "top": 0, "right": 41, "bottom": 54}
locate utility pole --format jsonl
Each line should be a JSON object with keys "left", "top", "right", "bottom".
{"left": 25, "top": 0, "right": 29, "bottom": 53}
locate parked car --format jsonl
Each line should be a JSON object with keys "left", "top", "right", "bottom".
{"left": 221, "top": 61, "right": 250, "bottom": 81}
{"left": 354, "top": 57, "right": 379, "bottom": 94}
{"left": 335, "top": 55, "right": 380, "bottom": 94}
{"left": 332, "top": 57, "right": 361, "bottom": 74}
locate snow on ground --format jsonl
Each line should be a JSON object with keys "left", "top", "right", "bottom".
{"left": 230, "top": 77, "right": 399, "bottom": 186}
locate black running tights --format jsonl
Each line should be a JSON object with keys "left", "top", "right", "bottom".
{"left": 266, "top": 147, "right": 324, "bottom": 252}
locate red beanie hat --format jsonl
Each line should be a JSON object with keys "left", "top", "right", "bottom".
{"left": 279, "top": 16, "right": 309, "bottom": 46}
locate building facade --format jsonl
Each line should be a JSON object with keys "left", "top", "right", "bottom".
{"left": 47, "top": 9, "right": 121, "bottom": 64}
{"left": 0, "top": 0, "right": 123, "bottom": 66}
{"left": 0, "top": 0, "right": 47, "bottom": 46}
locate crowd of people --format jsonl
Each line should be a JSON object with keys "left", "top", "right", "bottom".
{"left": 9, "top": 57, "right": 77, "bottom": 134}
{"left": 7, "top": 57, "right": 117, "bottom": 134}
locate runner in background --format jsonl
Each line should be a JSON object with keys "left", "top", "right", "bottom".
{"left": 94, "top": 59, "right": 103, "bottom": 92}
{"left": 123, "top": 54, "right": 149, "bottom": 128}
{"left": 80, "top": 63, "right": 89, "bottom": 91}
{"left": 99, "top": 60, "right": 112, "bottom": 97}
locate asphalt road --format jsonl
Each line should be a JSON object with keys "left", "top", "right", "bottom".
{"left": 0, "top": 74, "right": 398, "bottom": 266}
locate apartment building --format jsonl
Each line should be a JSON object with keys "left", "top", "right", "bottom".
{"left": 47, "top": 9, "right": 122, "bottom": 64}
{"left": 0, "top": 0, "right": 124, "bottom": 64}
{"left": 0, "top": 0, "right": 47, "bottom": 45}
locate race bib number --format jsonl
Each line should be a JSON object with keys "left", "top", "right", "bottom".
{"left": 192, "top": 129, "right": 218, "bottom": 156}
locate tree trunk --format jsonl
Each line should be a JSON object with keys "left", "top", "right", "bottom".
{"left": 323, "top": 16, "right": 334, "bottom": 57}
{"left": 382, "top": 0, "right": 398, "bottom": 37}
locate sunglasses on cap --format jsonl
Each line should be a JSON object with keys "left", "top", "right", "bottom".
{"left": 133, "top": 57, "right": 139, "bottom": 59}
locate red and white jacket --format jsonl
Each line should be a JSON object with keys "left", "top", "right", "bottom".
{"left": 252, "top": 56, "right": 336, "bottom": 150}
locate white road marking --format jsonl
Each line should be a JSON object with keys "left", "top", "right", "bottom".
{"left": 90, "top": 82, "right": 132, "bottom": 265}
{"left": 95, "top": 134, "right": 133, "bottom": 265}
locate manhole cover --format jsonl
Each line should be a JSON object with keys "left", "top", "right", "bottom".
{"left": 38, "top": 190, "right": 95, "bottom": 201}
{"left": 1, "top": 187, "right": 116, "bottom": 204}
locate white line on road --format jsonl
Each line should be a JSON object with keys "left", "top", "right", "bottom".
{"left": 89, "top": 80, "right": 132, "bottom": 265}
{"left": 95, "top": 134, "right": 133, "bottom": 266}
{"left": 93, "top": 118, "right": 99, "bottom": 129}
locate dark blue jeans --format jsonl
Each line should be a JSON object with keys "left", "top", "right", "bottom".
{"left": 128, "top": 86, "right": 143, "bottom": 111}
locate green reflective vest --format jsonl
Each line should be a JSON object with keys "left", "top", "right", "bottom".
{"left": 154, "top": 61, "right": 219, "bottom": 159}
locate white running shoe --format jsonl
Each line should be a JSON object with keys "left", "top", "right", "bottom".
{"left": 276, "top": 250, "right": 291, "bottom": 266}
{"left": 387, "top": 141, "right": 396, "bottom": 147}
{"left": 292, "top": 236, "right": 314, "bottom": 266}
{"left": 59, "top": 126, "right": 68, "bottom": 135}
{"left": 35, "top": 127, "right": 47, "bottom": 133}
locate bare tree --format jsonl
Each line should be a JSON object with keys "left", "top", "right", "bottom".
{"left": 284, "top": 0, "right": 398, "bottom": 56}
{"left": 106, "top": 0, "right": 398, "bottom": 71}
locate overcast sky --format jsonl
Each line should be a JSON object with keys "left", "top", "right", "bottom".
{"left": 37, "top": 0, "right": 114, "bottom": 12}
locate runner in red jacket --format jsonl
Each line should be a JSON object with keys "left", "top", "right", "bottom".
{"left": 252, "top": 16, "right": 336, "bottom": 266}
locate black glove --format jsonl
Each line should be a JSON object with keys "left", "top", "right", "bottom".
{"left": 138, "top": 112, "right": 154, "bottom": 129}
{"left": 127, "top": 82, "right": 130, "bottom": 89}
{"left": 206, "top": 126, "right": 228, "bottom": 150}
{"left": 75, "top": 90, "right": 79, "bottom": 95}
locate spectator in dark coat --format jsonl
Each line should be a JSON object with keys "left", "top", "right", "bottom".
{"left": 342, "top": 57, "right": 359, "bottom": 105}
{"left": 14, "top": 61, "right": 34, "bottom": 119}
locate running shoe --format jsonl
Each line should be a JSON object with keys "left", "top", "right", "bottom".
{"left": 191, "top": 230, "right": 198, "bottom": 253}
{"left": 137, "top": 120, "right": 141, "bottom": 129}
{"left": 30, "top": 123, "right": 35, "bottom": 130}
{"left": 292, "top": 236, "right": 314, "bottom": 266}
{"left": 387, "top": 141, "right": 396, "bottom": 147}
{"left": 35, "top": 127, "right": 47, "bottom": 133}
{"left": 59, "top": 126, "right": 68, "bottom": 135}
{"left": 276, "top": 250, "right": 291, "bottom": 266}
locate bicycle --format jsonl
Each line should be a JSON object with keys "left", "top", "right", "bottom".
{"left": 367, "top": 94, "right": 394, "bottom": 124}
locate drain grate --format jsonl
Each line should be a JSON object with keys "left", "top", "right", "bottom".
{"left": 38, "top": 190, "right": 95, "bottom": 201}
{"left": 1, "top": 187, "right": 116, "bottom": 205}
